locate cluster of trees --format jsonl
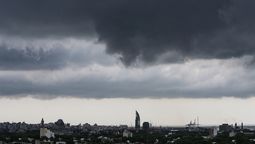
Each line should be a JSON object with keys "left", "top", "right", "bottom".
{"left": 2, "top": 130, "right": 255, "bottom": 144}
{"left": 0, "top": 130, "right": 39, "bottom": 142}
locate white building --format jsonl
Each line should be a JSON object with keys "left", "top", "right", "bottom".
{"left": 123, "top": 129, "right": 133, "bottom": 138}
{"left": 40, "top": 128, "right": 55, "bottom": 139}
{"left": 56, "top": 142, "right": 66, "bottom": 144}
{"left": 229, "top": 131, "right": 236, "bottom": 137}
{"left": 209, "top": 127, "right": 218, "bottom": 137}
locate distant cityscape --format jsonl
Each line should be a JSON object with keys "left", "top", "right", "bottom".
{"left": 0, "top": 111, "right": 255, "bottom": 144}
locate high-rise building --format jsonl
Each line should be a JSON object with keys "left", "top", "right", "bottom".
{"left": 234, "top": 123, "right": 238, "bottom": 129}
{"left": 135, "top": 111, "right": 140, "bottom": 129}
{"left": 143, "top": 122, "right": 150, "bottom": 130}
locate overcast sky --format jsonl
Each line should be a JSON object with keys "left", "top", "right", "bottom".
{"left": 0, "top": 0, "right": 255, "bottom": 125}
{"left": 0, "top": 0, "right": 255, "bottom": 99}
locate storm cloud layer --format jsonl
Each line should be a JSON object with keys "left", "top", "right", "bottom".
{"left": 0, "top": 1, "right": 255, "bottom": 99}
{"left": 1, "top": 0, "right": 255, "bottom": 65}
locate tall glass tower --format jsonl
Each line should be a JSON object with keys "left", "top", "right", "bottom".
{"left": 135, "top": 111, "right": 140, "bottom": 129}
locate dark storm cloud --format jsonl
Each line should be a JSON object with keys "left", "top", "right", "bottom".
{"left": 0, "top": 1, "right": 95, "bottom": 38}
{"left": 93, "top": 0, "right": 232, "bottom": 65}
{"left": 0, "top": 42, "right": 117, "bottom": 70}
{"left": 0, "top": 46, "right": 68, "bottom": 70}
{"left": 2, "top": 0, "right": 255, "bottom": 66}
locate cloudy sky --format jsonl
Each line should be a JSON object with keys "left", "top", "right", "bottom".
{"left": 0, "top": 0, "right": 255, "bottom": 126}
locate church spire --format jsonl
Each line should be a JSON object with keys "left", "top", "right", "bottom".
{"left": 41, "top": 118, "right": 44, "bottom": 128}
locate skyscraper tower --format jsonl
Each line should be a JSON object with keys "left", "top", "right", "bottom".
{"left": 135, "top": 111, "right": 140, "bottom": 129}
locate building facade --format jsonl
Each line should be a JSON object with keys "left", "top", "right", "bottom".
{"left": 135, "top": 111, "right": 140, "bottom": 129}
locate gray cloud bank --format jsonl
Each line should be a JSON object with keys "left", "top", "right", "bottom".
{"left": 0, "top": 0, "right": 255, "bottom": 66}
{"left": 1, "top": 0, "right": 255, "bottom": 99}
{"left": 0, "top": 57, "right": 254, "bottom": 99}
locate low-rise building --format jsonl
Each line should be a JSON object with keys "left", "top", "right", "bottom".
{"left": 208, "top": 127, "right": 218, "bottom": 138}
{"left": 40, "top": 128, "right": 55, "bottom": 139}
{"left": 123, "top": 129, "right": 133, "bottom": 138}
{"left": 219, "top": 124, "right": 233, "bottom": 133}
{"left": 56, "top": 142, "right": 66, "bottom": 144}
